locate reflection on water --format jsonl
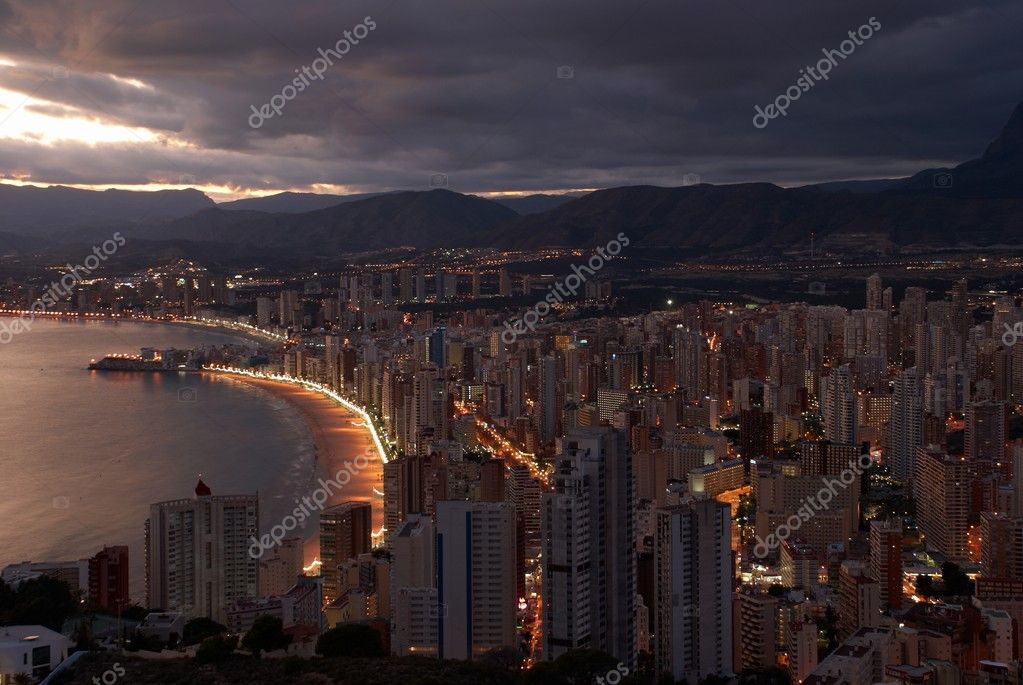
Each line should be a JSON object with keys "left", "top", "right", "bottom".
{"left": 0, "top": 319, "right": 368, "bottom": 602}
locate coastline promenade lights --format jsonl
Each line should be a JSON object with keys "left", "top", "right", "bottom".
{"left": 177, "top": 315, "right": 287, "bottom": 342}
{"left": 204, "top": 364, "right": 390, "bottom": 465}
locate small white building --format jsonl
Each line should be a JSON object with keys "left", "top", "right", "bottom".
{"left": 0, "top": 625, "right": 71, "bottom": 682}
{"left": 137, "top": 612, "right": 186, "bottom": 643}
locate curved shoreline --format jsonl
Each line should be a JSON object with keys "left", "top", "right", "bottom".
{"left": 0, "top": 310, "right": 286, "bottom": 345}
{"left": 205, "top": 366, "right": 392, "bottom": 465}
{"left": 206, "top": 368, "right": 390, "bottom": 561}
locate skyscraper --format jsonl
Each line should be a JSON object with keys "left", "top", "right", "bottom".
{"left": 320, "top": 501, "right": 373, "bottom": 604}
{"left": 435, "top": 500, "right": 517, "bottom": 660}
{"left": 381, "top": 270, "right": 394, "bottom": 306}
{"left": 278, "top": 289, "right": 300, "bottom": 328}
{"left": 479, "top": 458, "right": 506, "bottom": 503}
{"left": 542, "top": 427, "right": 636, "bottom": 668}
{"left": 499, "top": 268, "right": 512, "bottom": 297}
{"left": 258, "top": 537, "right": 305, "bottom": 598}
{"left": 965, "top": 400, "right": 1007, "bottom": 462}
{"left": 428, "top": 327, "right": 447, "bottom": 369}
{"left": 145, "top": 479, "right": 259, "bottom": 623}
{"left": 837, "top": 560, "right": 880, "bottom": 639}
{"left": 740, "top": 407, "right": 773, "bottom": 464}
{"left": 673, "top": 327, "right": 707, "bottom": 401}
{"left": 915, "top": 446, "right": 970, "bottom": 561}
{"left": 866, "top": 273, "right": 883, "bottom": 311}
{"left": 888, "top": 367, "right": 922, "bottom": 482}
{"left": 655, "top": 495, "right": 733, "bottom": 682}
{"left": 868, "top": 519, "right": 902, "bottom": 611}
{"left": 416, "top": 267, "right": 426, "bottom": 303}
{"left": 88, "top": 545, "right": 129, "bottom": 612}
{"left": 390, "top": 513, "right": 437, "bottom": 656}
{"left": 821, "top": 365, "right": 857, "bottom": 446}
{"left": 399, "top": 267, "right": 414, "bottom": 302}
{"left": 537, "top": 354, "right": 558, "bottom": 444}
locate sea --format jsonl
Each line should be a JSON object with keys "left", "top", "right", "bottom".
{"left": 0, "top": 318, "right": 353, "bottom": 601}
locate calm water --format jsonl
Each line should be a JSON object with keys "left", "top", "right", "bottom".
{"left": 0, "top": 319, "right": 346, "bottom": 601}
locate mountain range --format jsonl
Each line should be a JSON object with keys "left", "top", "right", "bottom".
{"left": 2, "top": 99, "right": 1022, "bottom": 261}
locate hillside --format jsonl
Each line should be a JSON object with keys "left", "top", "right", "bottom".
{"left": 124, "top": 189, "right": 518, "bottom": 254}
{"left": 0, "top": 185, "right": 213, "bottom": 237}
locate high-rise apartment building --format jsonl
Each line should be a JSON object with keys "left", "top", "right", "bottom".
{"left": 965, "top": 400, "right": 1007, "bottom": 462}
{"left": 655, "top": 496, "right": 733, "bottom": 682}
{"left": 868, "top": 519, "right": 902, "bottom": 611}
{"left": 145, "top": 479, "right": 259, "bottom": 623}
{"left": 390, "top": 514, "right": 437, "bottom": 656}
{"left": 435, "top": 500, "right": 517, "bottom": 660}
{"left": 537, "top": 354, "right": 558, "bottom": 444}
{"left": 838, "top": 560, "right": 880, "bottom": 639}
{"left": 821, "top": 365, "right": 857, "bottom": 446}
{"left": 888, "top": 367, "right": 922, "bottom": 482}
{"left": 542, "top": 427, "right": 636, "bottom": 668}
{"left": 88, "top": 545, "right": 129, "bottom": 612}
{"left": 915, "top": 446, "right": 970, "bottom": 561}
{"left": 258, "top": 537, "right": 305, "bottom": 598}
{"left": 320, "top": 501, "right": 373, "bottom": 604}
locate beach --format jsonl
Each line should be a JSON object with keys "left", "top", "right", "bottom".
{"left": 211, "top": 375, "right": 386, "bottom": 565}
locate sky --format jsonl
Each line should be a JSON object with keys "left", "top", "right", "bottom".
{"left": 0, "top": 0, "right": 1022, "bottom": 200}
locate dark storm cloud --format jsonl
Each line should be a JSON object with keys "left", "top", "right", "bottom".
{"left": 0, "top": 0, "right": 1021, "bottom": 195}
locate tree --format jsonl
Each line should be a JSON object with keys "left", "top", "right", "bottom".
{"left": 941, "top": 562, "right": 974, "bottom": 597}
{"left": 915, "top": 574, "right": 935, "bottom": 597}
{"left": 480, "top": 646, "right": 523, "bottom": 671}
{"left": 315, "top": 623, "right": 384, "bottom": 658}
{"left": 739, "top": 667, "right": 792, "bottom": 685}
{"left": 0, "top": 577, "right": 77, "bottom": 631}
{"left": 524, "top": 661, "right": 569, "bottom": 685}
{"left": 552, "top": 649, "right": 619, "bottom": 685}
{"left": 125, "top": 633, "right": 163, "bottom": 652}
{"left": 195, "top": 634, "right": 238, "bottom": 664}
{"left": 182, "top": 617, "right": 227, "bottom": 646}
{"left": 242, "top": 615, "right": 291, "bottom": 657}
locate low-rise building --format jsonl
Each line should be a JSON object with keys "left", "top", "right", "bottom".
{"left": 0, "top": 625, "right": 71, "bottom": 682}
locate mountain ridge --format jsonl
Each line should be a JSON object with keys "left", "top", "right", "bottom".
{"left": 2, "top": 98, "right": 1023, "bottom": 257}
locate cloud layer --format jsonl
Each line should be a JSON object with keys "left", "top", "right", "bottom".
{"left": 1, "top": 0, "right": 1021, "bottom": 198}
